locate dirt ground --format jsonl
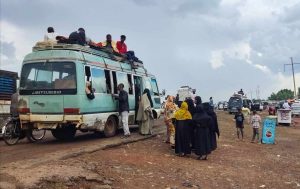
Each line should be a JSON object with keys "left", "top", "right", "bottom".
{"left": 0, "top": 110, "right": 300, "bottom": 189}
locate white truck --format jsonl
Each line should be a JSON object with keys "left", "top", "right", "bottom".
{"left": 177, "top": 86, "right": 196, "bottom": 102}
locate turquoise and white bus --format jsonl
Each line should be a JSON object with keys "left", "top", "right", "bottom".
{"left": 18, "top": 44, "right": 162, "bottom": 140}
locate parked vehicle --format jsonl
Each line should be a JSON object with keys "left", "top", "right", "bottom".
{"left": 177, "top": 86, "right": 195, "bottom": 102}
{"left": 0, "top": 70, "right": 19, "bottom": 137}
{"left": 291, "top": 101, "right": 300, "bottom": 116}
{"left": 218, "top": 101, "right": 228, "bottom": 110}
{"left": 18, "top": 43, "right": 162, "bottom": 140}
{"left": 252, "top": 99, "right": 263, "bottom": 111}
{"left": 228, "top": 93, "right": 252, "bottom": 114}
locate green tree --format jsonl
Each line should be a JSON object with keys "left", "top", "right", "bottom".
{"left": 268, "top": 89, "right": 294, "bottom": 100}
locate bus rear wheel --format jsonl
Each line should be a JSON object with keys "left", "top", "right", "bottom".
{"left": 51, "top": 125, "right": 76, "bottom": 140}
{"left": 104, "top": 116, "right": 117, "bottom": 137}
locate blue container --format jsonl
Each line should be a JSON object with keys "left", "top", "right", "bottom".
{"left": 262, "top": 117, "right": 277, "bottom": 144}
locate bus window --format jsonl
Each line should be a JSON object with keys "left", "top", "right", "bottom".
{"left": 19, "top": 62, "right": 76, "bottom": 94}
{"left": 117, "top": 72, "right": 130, "bottom": 94}
{"left": 112, "top": 71, "right": 118, "bottom": 94}
{"left": 151, "top": 78, "right": 159, "bottom": 96}
{"left": 91, "top": 68, "right": 106, "bottom": 93}
{"left": 104, "top": 70, "right": 112, "bottom": 93}
{"left": 144, "top": 78, "right": 153, "bottom": 94}
{"left": 127, "top": 74, "right": 133, "bottom": 95}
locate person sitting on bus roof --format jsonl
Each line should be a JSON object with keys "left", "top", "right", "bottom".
{"left": 116, "top": 35, "right": 127, "bottom": 54}
{"left": 85, "top": 81, "right": 95, "bottom": 100}
{"left": 69, "top": 28, "right": 87, "bottom": 46}
{"left": 97, "top": 34, "right": 119, "bottom": 53}
{"left": 116, "top": 35, "right": 142, "bottom": 63}
{"left": 44, "top": 27, "right": 58, "bottom": 42}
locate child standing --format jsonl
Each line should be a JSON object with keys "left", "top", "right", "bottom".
{"left": 250, "top": 110, "right": 261, "bottom": 143}
{"left": 234, "top": 108, "right": 244, "bottom": 140}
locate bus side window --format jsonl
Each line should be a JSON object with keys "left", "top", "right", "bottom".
{"left": 127, "top": 74, "right": 133, "bottom": 95}
{"left": 150, "top": 78, "right": 159, "bottom": 96}
{"left": 104, "top": 70, "right": 112, "bottom": 93}
{"left": 112, "top": 71, "right": 118, "bottom": 94}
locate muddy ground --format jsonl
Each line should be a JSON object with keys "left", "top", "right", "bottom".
{"left": 0, "top": 111, "right": 299, "bottom": 189}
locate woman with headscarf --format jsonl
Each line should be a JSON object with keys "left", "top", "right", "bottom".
{"left": 203, "top": 102, "right": 220, "bottom": 151}
{"left": 174, "top": 101, "right": 192, "bottom": 157}
{"left": 185, "top": 98, "right": 195, "bottom": 117}
{"left": 192, "top": 102, "right": 212, "bottom": 160}
{"left": 191, "top": 96, "right": 202, "bottom": 149}
{"left": 136, "top": 88, "right": 154, "bottom": 135}
{"left": 164, "top": 95, "right": 177, "bottom": 146}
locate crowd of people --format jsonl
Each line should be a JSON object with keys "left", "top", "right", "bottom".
{"left": 164, "top": 95, "right": 220, "bottom": 160}
{"left": 43, "top": 27, "right": 140, "bottom": 63}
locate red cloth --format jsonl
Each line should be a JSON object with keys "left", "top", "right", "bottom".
{"left": 116, "top": 41, "right": 127, "bottom": 54}
{"left": 96, "top": 42, "right": 103, "bottom": 47}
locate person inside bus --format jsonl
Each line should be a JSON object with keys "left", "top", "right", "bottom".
{"left": 97, "top": 34, "right": 119, "bottom": 53}
{"left": 85, "top": 81, "right": 95, "bottom": 100}
{"left": 44, "top": 27, "right": 58, "bottom": 42}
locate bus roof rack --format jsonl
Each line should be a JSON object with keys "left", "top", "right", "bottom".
{"left": 32, "top": 42, "right": 144, "bottom": 69}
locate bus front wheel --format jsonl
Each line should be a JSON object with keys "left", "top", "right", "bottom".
{"left": 51, "top": 125, "right": 76, "bottom": 140}
{"left": 104, "top": 116, "right": 117, "bottom": 137}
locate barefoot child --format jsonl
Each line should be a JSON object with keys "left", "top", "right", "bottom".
{"left": 250, "top": 110, "right": 261, "bottom": 143}
{"left": 234, "top": 108, "right": 244, "bottom": 140}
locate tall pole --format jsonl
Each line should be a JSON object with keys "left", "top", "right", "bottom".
{"left": 291, "top": 57, "right": 297, "bottom": 98}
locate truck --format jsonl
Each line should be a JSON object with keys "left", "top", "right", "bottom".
{"left": 0, "top": 70, "right": 18, "bottom": 115}
{"left": 177, "top": 86, "right": 196, "bottom": 102}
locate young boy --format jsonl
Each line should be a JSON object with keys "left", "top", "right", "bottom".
{"left": 250, "top": 110, "right": 261, "bottom": 143}
{"left": 234, "top": 108, "right": 244, "bottom": 140}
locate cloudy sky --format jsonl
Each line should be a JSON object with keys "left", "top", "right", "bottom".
{"left": 1, "top": 0, "right": 299, "bottom": 102}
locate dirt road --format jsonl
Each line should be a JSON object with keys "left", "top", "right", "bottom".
{"left": 0, "top": 111, "right": 299, "bottom": 189}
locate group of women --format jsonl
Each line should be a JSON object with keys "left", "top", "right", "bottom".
{"left": 164, "top": 96, "right": 220, "bottom": 160}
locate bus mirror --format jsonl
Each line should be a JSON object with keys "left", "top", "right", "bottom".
{"left": 160, "top": 89, "right": 166, "bottom": 96}
{"left": 192, "top": 89, "right": 196, "bottom": 94}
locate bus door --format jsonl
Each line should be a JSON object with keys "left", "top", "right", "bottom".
{"left": 133, "top": 76, "right": 142, "bottom": 121}
{"left": 143, "top": 77, "right": 161, "bottom": 109}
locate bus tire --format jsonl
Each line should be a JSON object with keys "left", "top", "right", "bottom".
{"left": 51, "top": 125, "right": 76, "bottom": 140}
{"left": 104, "top": 116, "right": 117, "bottom": 138}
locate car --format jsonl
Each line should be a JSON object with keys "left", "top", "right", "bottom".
{"left": 217, "top": 101, "right": 228, "bottom": 110}
{"left": 291, "top": 101, "right": 300, "bottom": 116}
{"left": 252, "top": 100, "right": 263, "bottom": 111}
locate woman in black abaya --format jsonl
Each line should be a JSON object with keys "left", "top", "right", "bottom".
{"left": 192, "top": 105, "right": 212, "bottom": 160}
{"left": 203, "top": 102, "right": 220, "bottom": 151}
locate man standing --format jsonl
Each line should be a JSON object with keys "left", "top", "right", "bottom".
{"left": 209, "top": 97, "right": 214, "bottom": 109}
{"left": 113, "top": 83, "right": 130, "bottom": 138}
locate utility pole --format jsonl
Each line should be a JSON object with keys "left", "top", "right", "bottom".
{"left": 284, "top": 57, "right": 300, "bottom": 98}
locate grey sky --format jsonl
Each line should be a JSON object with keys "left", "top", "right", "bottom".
{"left": 1, "top": 0, "right": 299, "bottom": 102}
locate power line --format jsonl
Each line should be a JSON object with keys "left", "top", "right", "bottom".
{"left": 284, "top": 57, "right": 300, "bottom": 98}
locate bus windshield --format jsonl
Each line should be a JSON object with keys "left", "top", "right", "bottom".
{"left": 20, "top": 62, "right": 76, "bottom": 95}
{"left": 229, "top": 97, "right": 242, "bottom": 107}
